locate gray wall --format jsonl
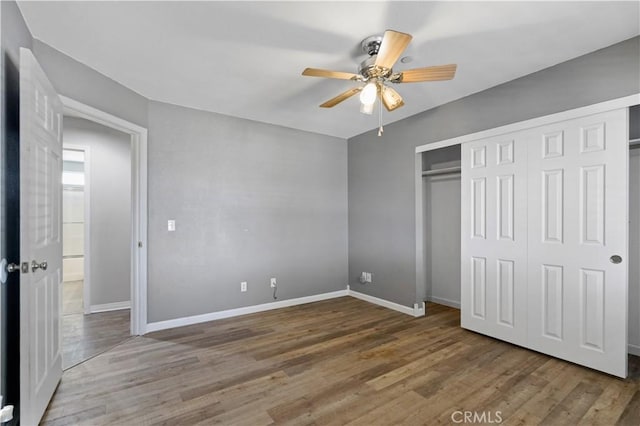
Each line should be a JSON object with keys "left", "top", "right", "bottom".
{"left": 421, "top": 145, "right": 462, "bottom": 307}
{"left": 632, "top": 105, "right": 640, "bottom": 140}
{"left": 423, "top": 175, "right": 461, "bottom": 307}
{"left": 630, "top": 109, "right": 640, "bottom": 351}
{"left": 28, "top": 38, "right": 349, "bottom": 324}
{"left": 1, "top": 0, "right": 32, "bottom": 420}
{"left": 63, "top": 117, "right": 131, "bottom": 307}
{"left": 32, "top": 39, "right": 148, "bottom": 128}
{"left": 630, "top": 149, "right": 640, "bottom": 351}
{"left": 147, "top": 101, "right": 348, "bottom": 323}
{"left": 348, "top": 36, "right": 640, "bottom": 307}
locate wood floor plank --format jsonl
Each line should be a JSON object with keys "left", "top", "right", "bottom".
{"left": 42, "top": 299, "right": 640, "bottom": 425}
{"left": 616, "top": 389, "right": 640, "bottom": 425}
{"left": 579, "top": 380, "right": 637, "bottom": 425}
{"left": 344, "top": 390, "right": 427, "bottom": 426}
{"left": 540, "top": 380, "right": 604, "bottom": 424}
{"left": 62, "top": 280, "right": 130, "bottom": 369}
{"left": 503, "top": 361, "right": 592, "bottom": 425}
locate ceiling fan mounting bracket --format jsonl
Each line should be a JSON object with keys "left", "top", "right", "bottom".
{"left": 361, "top": 35, "right": 383, "bottom": 56}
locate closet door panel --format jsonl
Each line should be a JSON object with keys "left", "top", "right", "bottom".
{"left": 461, "top": 135, "right": 528, "bottom": 346}
{"left": 527, "top": 109, "right": 628, "bottom": 378}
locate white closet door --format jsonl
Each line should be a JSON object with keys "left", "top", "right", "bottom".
{"left": 527, "top": 109, "right": 628, "bottom": 378}
{"left": 461, "top": 134, "right": 528, "bottom": 346}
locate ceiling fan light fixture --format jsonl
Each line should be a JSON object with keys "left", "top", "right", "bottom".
{"left": 360, "top": 102, "right": 375, "bottom": 115}
{"left": 359, "top": 82, "right": 377, "bottom": 106}
{"left": 381, "top": 85, "right": 404, "bottom": 111}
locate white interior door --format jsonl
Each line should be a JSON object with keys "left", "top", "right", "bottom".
{"left": 461, "top": 134, "right": 528, "bottom": 346}
{"left": 19, "top": 47, "right": 63, "bottom": 425}
{"left": 461, "top": 108, "right": 629, "bottom": 378}
{"left": 527, "top": 109, "right": 628, "bottom": 377}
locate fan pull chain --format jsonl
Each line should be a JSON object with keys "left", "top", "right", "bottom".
{"left": 377, "top": 93, "right": 384, "bottom": 137}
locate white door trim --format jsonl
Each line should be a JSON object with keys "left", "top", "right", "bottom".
{"left": 60, "top": 96, "right": 148, "bottom": 335}
{"left": 415, "top": 94, "right": 640, "bottom": 154}
{"left": 0, "top": 2, "right": 4, "bottom": 413}
{"left": 62, "top": 144, "right": 92, "bottom": 315}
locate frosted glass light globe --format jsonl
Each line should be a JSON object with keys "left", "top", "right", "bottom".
{"left": 359, "top": 82, "right": 377, "bottom": 105}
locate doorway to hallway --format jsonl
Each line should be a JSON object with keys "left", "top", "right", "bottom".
{"left": 61, "top": 120, "right": 132, "bottom": 369}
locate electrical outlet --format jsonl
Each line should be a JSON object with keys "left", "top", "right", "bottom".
{"left": 270, "top": 277, "right": 277, "bottom": 288}
{"left": 360, "top": 272, "right": 367, "bottom": 283}
{"left": 167, "top": 220, "right": 176, "bottom": 232}
{"left": 366, "top": 272, "right": 373, "bottom": 283}
{"left": 240, "top": 281, "right": 247, "bottom": 292}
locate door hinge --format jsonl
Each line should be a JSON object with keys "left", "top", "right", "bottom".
{"left": 138, "top": 241, "right": 143, "bottom": 248}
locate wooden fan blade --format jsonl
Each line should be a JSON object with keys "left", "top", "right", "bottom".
{"left": 302, "top": 68, "right": 359, "bottom": 80}
{"left": 399, "top": 64, "right": 457, "bottom": 83}
{"left": 374, "top": 30, "right": 413, "bottom": 70}
{"left": 380, "top": 85, "right": 404, "bottom": 111}
{"left": 320, "top": 87, "right": 362, "bottom": 108}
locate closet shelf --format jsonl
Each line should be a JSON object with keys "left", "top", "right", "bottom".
{"left": 421, "top": 166, "right": 462, "bottom": 177}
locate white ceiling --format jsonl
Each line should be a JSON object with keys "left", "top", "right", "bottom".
{"left": 17, "top": 1, "right": 640, "bottom": 139}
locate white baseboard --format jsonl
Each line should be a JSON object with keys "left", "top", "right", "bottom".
{"left": 90, "top": 301, "right": 131, "bottom": 313}
{"left": 629, "top": 343, "right": 640, "bottom": 356}
{"left": 145, "top": 289, "right": 349, "bottom": 333}
{"left": 144, "top": 287, "right": 429, "bottom": 334}
{"left": 347, "top": 286, "right": 425, "bottom": 317}
{"left": 426, "top": 295, "right": 461, "bottom": 309}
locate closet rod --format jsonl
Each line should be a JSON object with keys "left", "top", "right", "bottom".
{"left": 630, "top": 138, "right": 640, "bottom": 146}
{"left": 421, "top": 166, "right": 462, "bottom": 177}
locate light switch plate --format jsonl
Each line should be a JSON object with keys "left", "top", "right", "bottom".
{"left": 168, "top": 220, "right": 176, "bottom": 232}
{"left": 241, "top": 281, "right": 247, "bottom": 292}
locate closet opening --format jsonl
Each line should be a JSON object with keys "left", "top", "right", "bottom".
{"left": 415, "top": 100, "right": 640, "bottom": 377}
{"left": 420, "top": 144, "right": 462, "bottom": 311}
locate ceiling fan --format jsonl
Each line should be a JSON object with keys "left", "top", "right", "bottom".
{"left": 302, "top": 30, "right": 457, "bottom": 116}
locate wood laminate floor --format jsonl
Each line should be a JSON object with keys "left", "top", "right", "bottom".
{"left": 62, "top": 280, "right": 131, "bottom": 370}
{"left": 44, "top": 298, "right": 640, "bottom": 425}
{"left": 62, "top": 281, "right": 83, "bottom": 315}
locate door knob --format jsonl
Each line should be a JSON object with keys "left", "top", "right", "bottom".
{"left": 0, "top": 259, "right": 24, "bottom": 284}
{"left": 610, "top": 255, "right": 622, "bottom": 264}
{"left": 31, "top": 260, "right": 48, "bottom": 272}
{"left": 6, "top": 263, "right": 20, "bottom": 273}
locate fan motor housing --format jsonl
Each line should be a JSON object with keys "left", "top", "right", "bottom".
{"left": 359, "top": 56, "right": 392, "bottom": 80}
{"left": 359, "top": 35, "right": 393, "bottom": 80}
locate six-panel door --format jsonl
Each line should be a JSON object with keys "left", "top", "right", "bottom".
{"left": 20, "top": 47, "right": 63, "bottom": 425}
{"left": 526, "top": 110, "right": 628, "bottom": 377}
{"left": 461, "top": 108, "right": 628, "bottom": 377}
{"left": 461, "top": 133, "right": 528, "bottom": 346}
